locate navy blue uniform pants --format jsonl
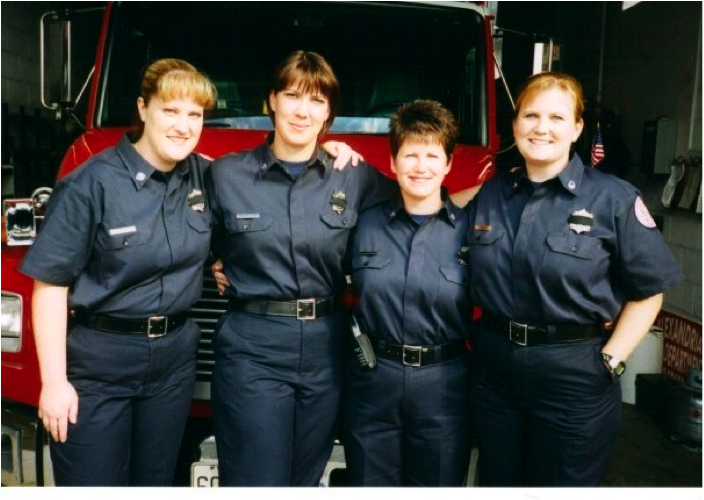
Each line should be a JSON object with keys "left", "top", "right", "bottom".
{"left": 343, "top": 356, "right": 471, "bottom": 486}
{"left": 470, "top": 325, "right": 621, "bottom": 486}
{"left": 211, "top": 310, "right": 347, "bottom": 486}
{"left": 50, "top": 321, "right": 200, "bottom": 486}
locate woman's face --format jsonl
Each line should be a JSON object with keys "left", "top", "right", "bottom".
{"left": 391, "top": 139, "right": 452, "bottom": 209}
{"left": 512, "top": 87, "right": 583, "bottom": 173}
{"left": 136, "top": 95, "right": 204, "bottom": 171}
{"left": 269, "top": 83, "right": 330, "bottom": 160}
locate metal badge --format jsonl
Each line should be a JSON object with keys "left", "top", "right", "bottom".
{"left": 188, "top": 189, "right": 205, "bottom": 212}
{"left": 330, "top": 190, "right": 346, "bottom": 215}
{"left": 568, "top": 209, "right": 594, "bottom": 234}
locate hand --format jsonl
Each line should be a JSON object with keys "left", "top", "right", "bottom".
{"left": 211, "top": 259, "right": 231, "bottom": 296}
{"left": 321, "top": 141, "right": 364, "bottom": 170}
{"left": 38, "top": 380, "right": 79, "bottom": 443}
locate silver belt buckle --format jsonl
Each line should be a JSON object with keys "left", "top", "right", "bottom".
{"left": 402, "top": 345, "right": 422, "bottom": 367}
{"left": 509, "top": 321, "right": 529, "bottom": 346}
{"left": 147, "top": 316, "right": 168, "bottom": 338}
{"left": 296, "top": 299, "right": 316, "bottom": 320}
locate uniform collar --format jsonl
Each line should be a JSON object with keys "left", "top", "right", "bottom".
{"left": 502, "top": 153, "right": 586, "bottom": 197}
{"left": 256, "top": 133, "right": 329, "bottom": 179}
{"left": 116, "top": 134, "right": 190, "bottom": 190}
{"left": 385, "top": 187, "right": 460, "bottom": 228}
{"left": 502, "top": 168, "right": 532, "bottom": 198}
{"left": 554, "top": 153, "right": 586, "bottom": 195}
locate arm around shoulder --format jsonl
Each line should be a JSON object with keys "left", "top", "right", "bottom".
{"left": 449, "top": 184, "right": 482, "bottom": 208}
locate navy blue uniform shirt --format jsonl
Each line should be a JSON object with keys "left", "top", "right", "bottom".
{"left": 465, "top": 153, "right": 683, "bottom": 323}
{"left": 20, "top": 135, "right": 212, "bottom": 317}
{"left": 207, "top": 139, "right": 397, "bottom": 300}
{"left": 351, "top": 193, "right": 471, "bottom": 346}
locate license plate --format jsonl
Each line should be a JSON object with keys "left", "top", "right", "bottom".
{"left": 191, "top": 460, "right": 219, "bottom": 487}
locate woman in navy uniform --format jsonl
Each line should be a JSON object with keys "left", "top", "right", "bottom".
{"left": 207, "top": 51, "right": 397, "bottom": 486}
{"left": 343, "top": 100, "right": 471, "bottom": 486}
{"left": 466, "top": 72, "right": 683, "bottom": 486}
{"left": 20, "top": 59, "right": 216, "bottom": 485}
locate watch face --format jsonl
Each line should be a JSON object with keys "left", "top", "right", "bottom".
{"left": 602, "top": 353, "right": 626, "bottom": 377}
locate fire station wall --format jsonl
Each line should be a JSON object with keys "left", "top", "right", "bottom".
{"left": 600, "top": 1, "right": 702, "bottom": 324}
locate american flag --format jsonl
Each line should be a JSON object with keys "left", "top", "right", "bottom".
{"left": 591, "top": 127, "right": 605, "bottom": 167}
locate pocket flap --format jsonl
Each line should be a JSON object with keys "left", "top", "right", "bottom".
{"left": 546, "top": 233, "right": 597, "bottom": 260}
{"left": 186, "top": 211, "right": 211, "bottom": 233}
{"left": 468, "top": 228, "right": 504, "bottom": 246}
{"left": 320, "top": 210, "right": 358, "bottom": 229}
{"left": 225, "top": 213, "right": 272, "bottom": 233}
{"left": 440, "top": 265, "right": 469, "bottom": 286}
{"left": 99, "top": 224, "right": 150, "bottom": 250}
{"left": 352, "top": 253, "right": 391, "bottom": 270}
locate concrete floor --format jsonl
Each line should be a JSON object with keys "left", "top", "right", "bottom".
{"left": 602, "top": 403, "right": 702, "bottom": 487}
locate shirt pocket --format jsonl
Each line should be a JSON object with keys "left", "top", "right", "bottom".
{"left": 185, "top": 210, "right": 212, "bottom": 263}
{"left": 320, "top": 210, "right": 358, "bottom": 230}
{"left": 351, "top": 252, "right": 392, "bottom": 299}
{"left": 467, "top": 228, "right": 504, "bottom": 269}
{"left": 546, "top": 232, "right": 600, "bottom": 260}
{"left": 186, "top": 210, "right": 211, "bottom": 234}
{"left": 466, "top": 228, "right": 504, "bottom": 299}
{"left": 98, "top": 224, "right": 151, "bottom": 251}
{"left": 224, "top": 213, "right": 273, "bottom": 234}
{"left": 440, "top": 264, "right": 470, "bottom": 287}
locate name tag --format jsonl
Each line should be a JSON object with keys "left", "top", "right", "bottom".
{"left": 236, "top": 213, "right": 260, "bottom": 219}
{"left": 109, "top": 225, "right": 137, "bottom": 236}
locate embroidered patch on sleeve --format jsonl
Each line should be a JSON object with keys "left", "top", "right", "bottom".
{"left": 634, "top": 196, "right": 657, "bottom": 228}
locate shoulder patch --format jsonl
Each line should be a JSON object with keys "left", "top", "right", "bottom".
{"left": 634, "top": 196, "right": 657, "bottom": 228}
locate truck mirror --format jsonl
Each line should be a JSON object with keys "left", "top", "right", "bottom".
{"left": 532, "top": 40, "right": 563, "bottom": 74}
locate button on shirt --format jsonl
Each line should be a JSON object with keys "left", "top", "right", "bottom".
{"left": 351, "top": 194, "right": 470, "bottom": 346}
{"left": 207, "top": 140, "right": 397, "bottom": 300}
{"left": 20, "top": 135, "right": 212, "bottom": 317}
{"left": 465, "top": 154, "right": 683, "bottom": 324}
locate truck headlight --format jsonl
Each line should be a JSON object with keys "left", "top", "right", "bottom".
{"left": 3, "top": 187, "right": 53, "bottom": 246}
{"left": 1, "top": 293, "right": 22, "bottom": 352}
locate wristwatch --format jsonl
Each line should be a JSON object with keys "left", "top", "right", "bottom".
{"left": 602, "top": 353, "right": 626, "bottom": 380}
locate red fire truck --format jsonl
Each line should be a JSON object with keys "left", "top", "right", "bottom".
{"left": 2, "top": 1, "right": 500, "bottom": 486}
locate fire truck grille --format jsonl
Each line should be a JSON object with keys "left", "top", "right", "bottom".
{"left": 187, "top": 264, "right": 228, "bottom": 383}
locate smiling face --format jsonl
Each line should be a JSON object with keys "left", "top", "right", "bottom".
{"left": 512, "top": 87, "right": 584, "bottom": 180}
{"left": 391, "top": 139, "right": 452, "bottom": 214}
{"left": 269, "top": 84, "right": 331, "bottom": 161}
{"left": 135, "top": 95, "right": 204, "bottom": 171}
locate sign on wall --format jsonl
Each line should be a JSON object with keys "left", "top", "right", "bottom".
{"left": 656, "top": 310, "right": 702, "bottom": 382}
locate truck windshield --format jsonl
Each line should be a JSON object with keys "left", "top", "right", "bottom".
{"left": 99, "top": 1, "right": 487, "bottom": 144}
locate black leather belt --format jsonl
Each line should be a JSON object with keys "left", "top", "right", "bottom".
{"left": 74, "top": 313, "right": 188, "bottom": 338}
{"left": 228, "top": 298, "right": 337, "bottom": 320}
{"left": 480, "top": 313, "right": 606, "bottom": 346}
{"left": 370, "top": 336, "right": 466, "bottom": 367}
